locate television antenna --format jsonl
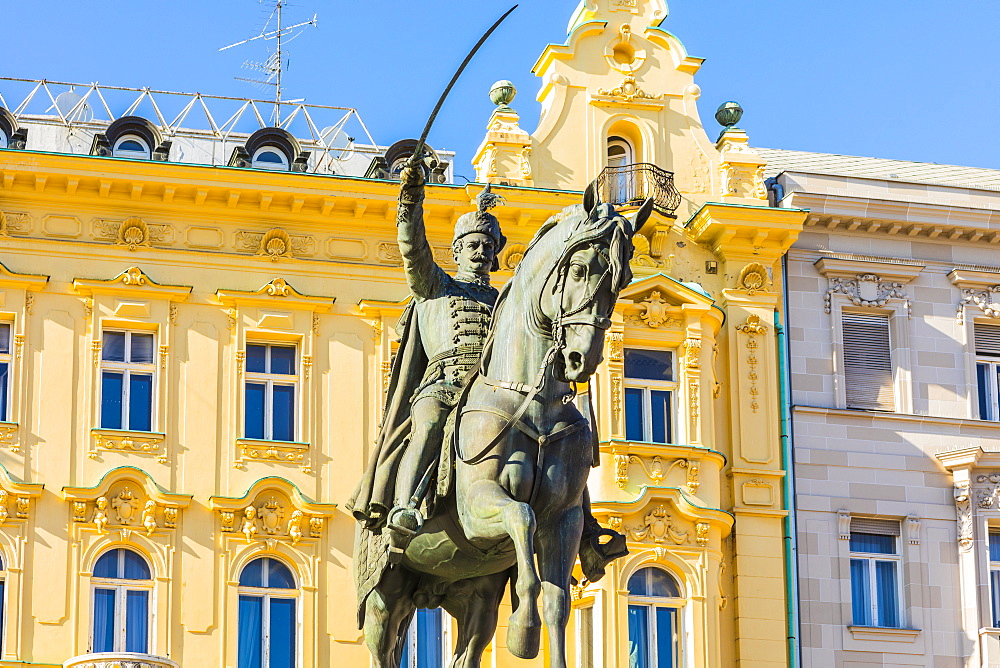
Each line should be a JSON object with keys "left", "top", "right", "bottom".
{"left": 220, "top": 0, "right": 317, "bottom": 124}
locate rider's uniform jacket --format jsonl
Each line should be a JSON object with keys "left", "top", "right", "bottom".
{"left": 397, "top": 194, "right": 498, "bottom": 407}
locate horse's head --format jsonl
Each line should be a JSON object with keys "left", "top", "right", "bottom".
{"left": 526, "top": 181, "right": 653, "bottom": 383}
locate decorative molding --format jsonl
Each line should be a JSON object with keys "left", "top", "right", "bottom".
{"left": 64, "top": 468, "right": 190, "bottom": 537}
{"left": 0, "top": 422, "right": 19, "bottom": 453}
{"left": 234, "top": 228, "right": 315, "bottom": 261}
{"left": 13, "top": 334, "right": 23, "bottom": 361}
{"left": 736, "top": 315, "right": 767, "bottom": 413}
{"left": 607, "top": 331, "right": 624, "bottom": 361}
{"left": 958, "top": 285, "right": 1000, "bottom": 320}
{"left": 90, "top": 429, "right": 167, "bottom": 463}
{"left": 736, "top": 263, "right": 770, "bottom": 295}
{"left": 597, "top": 75, "right": 660, "bottom": 102}
{"left": 211, "top": 479, "right": 335, "bottom": 546}
{"left": 235, "top": 439, "right": 310, "bottom": 472}
{"left": 499, "top": 243, "right": 526, "bottom": 271}
{"left": 625, "top": 505, "right": 688, "bottom": 544}
{"left": 824, "top": 274, "right": 910, "bottom": 316}
{"left": 611, "top": 373, "right": 623, "bottom": 429}
{"left": 25, "top": 292, "right": 34, "bottom": 315}
{"left": 906, "top": 515, "right": 920, "bottom": 546}
{"left": 637, "top": 290, "right": 671, "bottom": 328}
{"left": 695, "top": 522, "right": 709, "bottom": 547}
{"left": 838, "top": 510, "right": 851, "bottom": 540}
{"left": 0, "top": 490, "right": 31, "bottom": 525}
{"left": 682, "top": 338, "right": 701, "bottom": 368}
{"left": 955, "top": 482, "right": 973, "bottom": 552}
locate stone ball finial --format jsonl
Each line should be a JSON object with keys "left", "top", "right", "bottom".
{"left": 715, "top": 101, "right": 743, "bottom": 129}
{"left": 490, "top": 80, "right": 517, "bottom": 111}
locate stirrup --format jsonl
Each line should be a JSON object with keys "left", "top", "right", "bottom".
{"left": 386, "top": 506, "right": 424, "bottom": 564}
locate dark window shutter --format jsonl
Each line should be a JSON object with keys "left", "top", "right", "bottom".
{"left": 850, "top": 517, "right": 900, "bottom": 536}
{"left": 842, "top": 312, "right": 894, "bottom": 411}
{"left": 975, "top": 323, "right": 1000, "bottom": 358}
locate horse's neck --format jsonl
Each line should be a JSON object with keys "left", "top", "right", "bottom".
{"left": 487, "top": 281, "right": 557, "bottom": 390}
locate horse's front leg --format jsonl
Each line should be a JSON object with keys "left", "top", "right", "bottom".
{"left": 461, "top": 475, "right": 542, "bottom": 659}
{"left": 537, "top": 504, "right": 584, "bottom": 668}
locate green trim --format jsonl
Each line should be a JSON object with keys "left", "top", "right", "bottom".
{"left": 776, "top": 301, "right": 801, "bottom": 666}
{"left": 627, "top": 272, "right": 716, "bottom": 304}
{"left": 61, "top": 465, "right": 190, "bottom": 498}
{"left": 598, "top": 484, "right": 734, "bottom": 520}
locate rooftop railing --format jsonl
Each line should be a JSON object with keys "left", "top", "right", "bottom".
{"left": 0, "top": 77, "right": 380, "bottom": 171}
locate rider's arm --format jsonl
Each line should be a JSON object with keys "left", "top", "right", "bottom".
{"left": 397, "top": 165, "right": 444, "bottom": 300}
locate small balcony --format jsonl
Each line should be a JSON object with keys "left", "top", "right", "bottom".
{"left": 597, "top": 162, "right": 681, "bottom": 218}
{"left": 64, "top": 653, "right": 179, "bottom": 668}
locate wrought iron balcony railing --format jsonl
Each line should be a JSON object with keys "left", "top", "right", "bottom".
{"left": 597, "top": 163, "right": 682, "bottom": 218}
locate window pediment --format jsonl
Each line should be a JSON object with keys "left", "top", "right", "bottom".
{"left": 0, "top": 260, "right": 47, "bottom": 292}
{"left": 73, "top": 267, "right": 192, "bottom": 302}
{"left": 210, "top": 478, "right": 336, "bottom": 548}
{"left": 217, "top": 278, "right": 334, "bottom": 313}
{"left": 64, "top": 467, "right": 191, "bottom": 539}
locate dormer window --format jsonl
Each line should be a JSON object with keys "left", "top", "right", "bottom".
{"left": 0, "top": 130, "right": 6, "bottom": 150}
{"left": 113, "top": 135, "right": 151, "bottom": 160}
{"left": 252, "top": 146, "right": 290, "bottom": 171}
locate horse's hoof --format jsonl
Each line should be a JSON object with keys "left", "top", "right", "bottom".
{"left": 506, "top": 622, "right": 541, "bottom": 659}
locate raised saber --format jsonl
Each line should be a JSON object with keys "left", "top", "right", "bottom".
{"left": 408, "top": 4, "right": 519, "bottom": 167}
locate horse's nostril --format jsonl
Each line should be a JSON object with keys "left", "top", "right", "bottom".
{"left": 569, "top": 351, "right": 583, "bottom": 367}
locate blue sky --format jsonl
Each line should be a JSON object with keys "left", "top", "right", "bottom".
{"left": 4, "top": 1, "right": 998, "bottom": 175}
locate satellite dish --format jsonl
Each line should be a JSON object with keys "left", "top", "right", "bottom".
{"left": 320, "top": 125, "right": 355, "bottom": 160}
{"left": 54, "top": 92, "right": 94, "bottom": 123}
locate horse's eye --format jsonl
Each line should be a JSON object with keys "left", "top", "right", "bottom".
{"left": 570, "top": 263, "right": 587, "bottom": 280}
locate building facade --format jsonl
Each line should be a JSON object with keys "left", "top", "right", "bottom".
{"left": 0, "top": 1, "right": 810, "bottom": 666}
{"left": 770, "top": 149, "right": 1000, "bottom": 667}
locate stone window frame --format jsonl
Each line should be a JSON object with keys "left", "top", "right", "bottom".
{"left": 617, "top": 555, "right": 696, "bottom": 668}
{"left": 950, "top": 268, "right": 1000, "bottom": 421}
{"left": 73, "top": 267, "right": 191, "bottom": 464}
{"left": 835, "top": 511, "right": 923, "bottom": 650}
{"left": 816, "top": 257, "right": 923, "bottom": 414}
{"left": 217, "top": 278, "right": 333, "bottom": 473}
{"left": 89, "top": 547, "right": 155, "bottom": 654}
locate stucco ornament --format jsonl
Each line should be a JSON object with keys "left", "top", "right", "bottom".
{"left": 737, "top": 262, "right": 769, "bottom": 295}
{"left": 117, "top": 217, "right": 150, "bottom": 251}
{"left": 93, "top": 496, "right": 110, "bottom": 533}
{"left": 258, "top": 497, "right": 285, "bottom": 534}
{"left": 959, "top": 285, "right": 1000, "bottom": 320}
{"left": 598, "top": 75, "right": 660, "bottom": 102}
{"left": 257, "top": 228, "right": 294, "bottom": 261}
{"left": 825, "top": 273, "right": 909, "bottom": 315}
{"left": 142, "top": 500, "right": 158, "bottom": 535}
{"left": 626, "top": 505, "right": 688, "bottom": 544}
{"left": 639, "top": 290, "right": 670, "bottom": 327}
{"left": 954, "top": 482, "right": 973, "bottom": 552}
{"left": 112, "top": 487, "right": 139, "bottom": 525}
{"left": 241, "top": 505, "right": 259, "bottom": 542}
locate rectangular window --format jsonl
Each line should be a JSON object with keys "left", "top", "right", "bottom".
{"left": 401, "top": 608, "right": 447, "bottom": 668}
{"left": 244, "top": 344, "right": 298, "bottom": 442}
{"left": 990, "top": 533, "right": 1000, "bottom": 627}
{"left": 842, "top": 312, "right": 894, "bottom": 411}
{"left": 624, "top": 348, "right": 675, "bottom": 444}
{"left": 0, "top": 323, "right": 10, "bottom": 422}
{"left": 627, "top": 604, "right": 678, "bottom": 668}
{"left": 849, "top": 518, "right": 902, "bottom": 628}
{"left": 975, "top": 323, "right": 1000, "bottom": 421}
{"left": 579, "top": 605, "right": 594, "bottom": 668}
{"left": 100, "top": 331, "right": 156, "bottom": 431}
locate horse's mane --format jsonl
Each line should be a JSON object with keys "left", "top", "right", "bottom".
{"left": 517, "top": 203, "right": 635, "bottom": 293}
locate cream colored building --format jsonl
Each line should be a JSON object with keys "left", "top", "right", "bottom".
{"left": 0, "top": 1, "right": 809, "bottom": 666}
{"left": 769, "top": 149, "right": 1000, "bottom": 667}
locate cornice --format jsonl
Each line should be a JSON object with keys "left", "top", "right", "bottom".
{"left": 814, "top": 256, "right": 925, "bottom": 283}
{"left": 786, "top": 191, "right": 1000, "bottom": 244}
{"left": 686, "top": 202, "right": 808, "bottom": 262}
{"left": 216, "top": 278, "right": 334, "bottom": 312}
{"left": 73, "top": 267, "right": 192, "bottom": 301}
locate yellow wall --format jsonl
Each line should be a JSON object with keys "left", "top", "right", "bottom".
{"left": 0, "top": 1, "right": 807, "bottom": 666}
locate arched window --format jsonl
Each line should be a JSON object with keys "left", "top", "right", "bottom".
{"left": 113, "top": 135, "right": 151, "bottom": 160}
{"left": 92, "top": 548, "right": 152, "bottom": 654}
{"left": 239, "top": 557, "right": 297, "bottom": 668}
{"left": 252, "top": 147, "right": 290, "bottom": 171}
{"left": 627, "top": 567, "right": 683, "bottom": 668}
{"left": 0, "top": 130, "right": 7, "bottom": 150}
{"left": 400, "top": 608, "right": 449, "bottom": 668}
{"left": 607, "top": 136, "right": 635, "bottom": 204}
{"left": 607, "top": 136, "right": 633, "bottom": 168}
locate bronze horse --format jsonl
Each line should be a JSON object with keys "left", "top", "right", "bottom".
{"left": 359, "top": 185, "right": 652, "bottom": 668}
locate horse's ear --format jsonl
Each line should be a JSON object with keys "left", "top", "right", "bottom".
{"left": 629, "top": 197, "right": 655, "bottom": 235}
{"left": 583, "top": 180, "right": 599, "bottom": 216}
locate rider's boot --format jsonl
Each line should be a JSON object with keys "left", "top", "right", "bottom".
{"left": 386, "top": 505, "right": 424, "bottom": 564}
{"left": 578, "top": 512, "right": 628, "bottom": 584}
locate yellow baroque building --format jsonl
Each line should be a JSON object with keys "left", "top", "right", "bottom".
{"left": 0, "top": 1, "right": 806, "bottom": 666}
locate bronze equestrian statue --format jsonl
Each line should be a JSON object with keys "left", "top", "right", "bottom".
{"left": 349, "top": 167, "right": 646, "bottom": 668}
